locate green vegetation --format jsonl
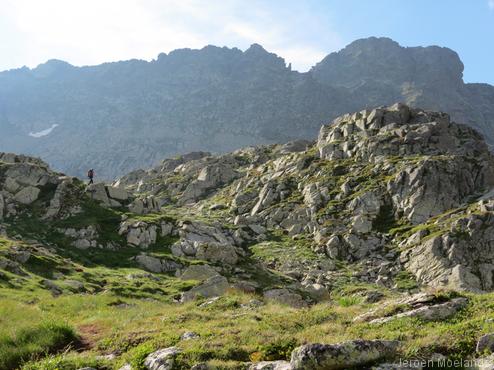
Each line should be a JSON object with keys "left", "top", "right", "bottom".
{"left": 0, "top": 321, "right": 77, "bottom": 370}
{"left": 1, "top": 287, "right": 494, "bottom": 369}
{"left": 394, "top": 271, "right": 419, "bottom": 290}
{"left": 251, "top": 231, "right": 319, "bottom": 264}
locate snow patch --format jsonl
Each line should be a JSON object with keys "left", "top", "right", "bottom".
{"left": 29, "top": 124, "right": 59, "bottom": 138}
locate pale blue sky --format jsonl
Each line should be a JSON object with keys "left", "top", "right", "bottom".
{"left": 1, "top": 0, "right": 493, "bottom": 84}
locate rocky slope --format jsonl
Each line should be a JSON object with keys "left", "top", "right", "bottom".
{"left": 4, "top": 105, "right": 494, "bottom": 369}
{"left": 1, "top": 37, "right": 494, "bottom": 178}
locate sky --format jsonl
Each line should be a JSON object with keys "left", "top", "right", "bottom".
{"left": 0, "top": 0, "right": 493, "bottom": 84}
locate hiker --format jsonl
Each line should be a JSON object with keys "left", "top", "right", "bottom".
{"left": 87, "top": 168, "right": 94, "bottom": 185}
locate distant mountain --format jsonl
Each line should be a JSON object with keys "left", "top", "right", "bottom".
{"left": 1, "top": 37, "right": 493, "bottom": 178}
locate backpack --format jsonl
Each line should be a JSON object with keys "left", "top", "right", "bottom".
{"left": 88, "top": 169, "right": 94, "bottom": 178}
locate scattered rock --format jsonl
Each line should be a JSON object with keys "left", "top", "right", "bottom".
{"left": 180, "top": 331, "right": 200, "bottom": 340}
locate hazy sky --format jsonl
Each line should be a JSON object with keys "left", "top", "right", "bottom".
{"left": 1, "top": 0, "right": 493, "bottom": 84}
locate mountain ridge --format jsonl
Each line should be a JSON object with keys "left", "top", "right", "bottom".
{"left": 1, "top": 37, "right": 494, "bottom": 179}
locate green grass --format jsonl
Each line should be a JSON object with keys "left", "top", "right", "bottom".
{"left": 250, "top": 231, "right": 319, "bottom": 264}
{"left": 394, "top": 271, "right": 419, "bottom": 290}
{"left": 2, "top": 279, "right": 494, "bottom": 369}
{"left": 0, "top": 321, "right": 78, "bottom": 370}
{"left": 23, "top": 353, "right": 111, "bottom": 370}
{"left": 336, "top": 296, "right": 362, "bottom": 307}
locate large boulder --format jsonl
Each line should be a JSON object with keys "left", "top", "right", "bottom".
{"left": 181, "top": 275, "right": 230, "bottom": 302}
{"left": 144, "top": 347, "right": 182, "bottom": 370}
{"left": 171, "top": 221, "right": 240, "bottom": 265}
{"left": 106, "top": 186, "right": 130, "bottom": 201}
{"left": 135, "top": 254, "right": 181, "bottom": 273}
{"left": 290, "top": 340, "right": 400, "bottom": 370}
{"left": 4, "top": 161, "right": 58, "bottom": 187}
{"left": 61, "top": 226, "right": 99, "bottom": 249}
{"left": 128, "top": 196, "right": 164, "bottom": 215}
{"left": 263, "top": 289, "right": 308, "bottom": 308}
{"left": 195, "top": 243, "right": 239, "bottom": 265}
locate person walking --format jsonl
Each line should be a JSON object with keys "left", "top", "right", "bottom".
{"left": 87, "top": 168, "right": 94, "bottom": 185}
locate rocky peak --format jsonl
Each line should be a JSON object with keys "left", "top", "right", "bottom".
{"left": 317, "top": 103, "right": 491, "bottom": 161}
{"left": 312, "top": 37, "right": 464, "bottom": 88}
{"left": 31, "top": 59, "right": 74, "bottom": 78}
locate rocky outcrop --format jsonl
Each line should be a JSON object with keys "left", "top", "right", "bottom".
{"left": 402, "top": 201, "right": 494, "bottom": 291}
{"left": 171, "top": 221, "right": 240, "bottom": 265}
{"left": 118, "top": 221, "right": 158, "bottom": 248}
{"left": 128, "top": 196, "right": 164, "bottom": 215}
{"left": 43, "top": 177, "right": 75, "bottom": 219}
{"left": 61, "top": 226, "right": 99, "bottom": 249}
{"left": 86, "top": 183, "right": 131, "bottom": 207}
{"left": 0, "top": 153, "right": 65, "bottom": 218}
{"left": 318, "top": 103, "right": 494, "bottom": 224}
{"left": 118, "top": 219, "right": 173, "bottom": 248}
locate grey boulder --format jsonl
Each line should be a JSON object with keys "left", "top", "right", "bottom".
{"left": 290, "top": 340, "right": 400, "bottom": 370}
